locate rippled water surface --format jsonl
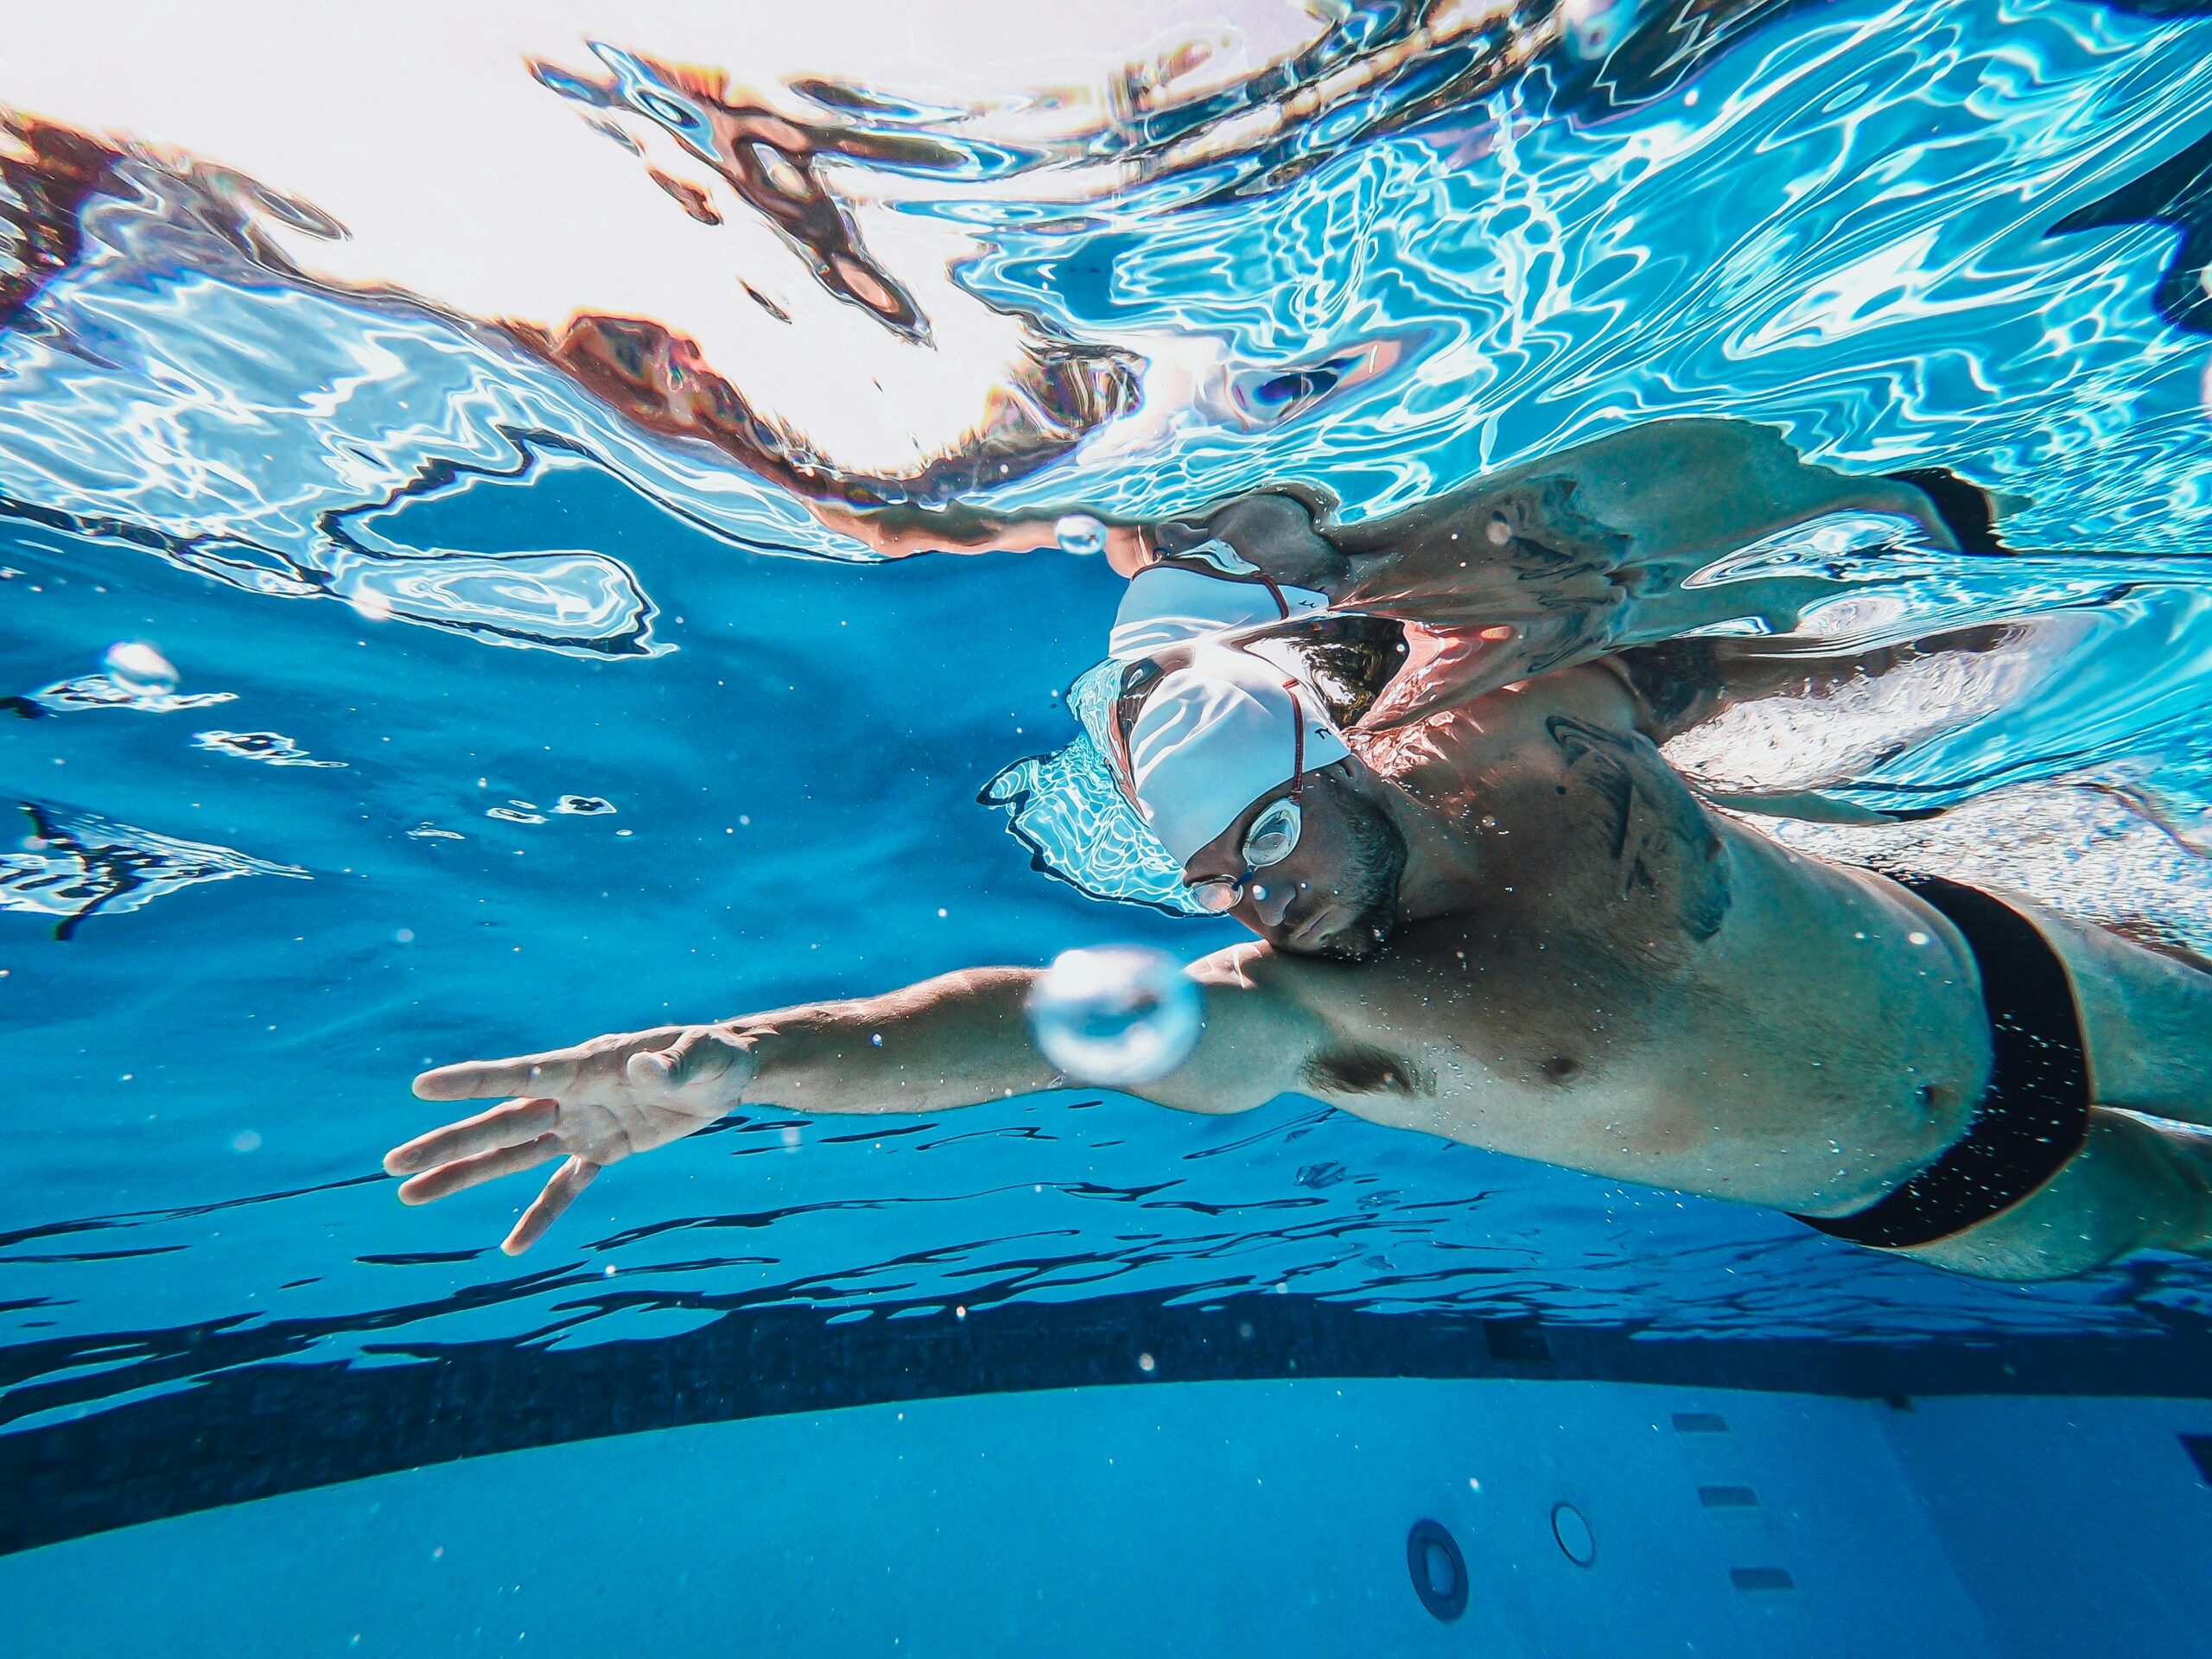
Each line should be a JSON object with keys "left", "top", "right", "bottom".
{"left": 5, "top": 0, "right": 2212, "bottom": 1453}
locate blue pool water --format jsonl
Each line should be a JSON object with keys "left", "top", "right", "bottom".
{"left": 4, "top": 2, "right": 2212, "bottom": 1651}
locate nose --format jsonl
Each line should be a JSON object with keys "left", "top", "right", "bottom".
{"left": 1251, "top": 880, "right": 1298, "bottom": 927}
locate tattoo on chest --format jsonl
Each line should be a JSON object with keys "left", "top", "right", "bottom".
{"left": 1545, "top": 715, "right": 1732, "bottom": 942}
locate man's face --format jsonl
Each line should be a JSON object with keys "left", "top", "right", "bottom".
{"left": 1183, "top": 764, "right": 1408, "bottom": 960}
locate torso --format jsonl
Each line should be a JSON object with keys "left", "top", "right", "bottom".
{"left": 1245, "top": 667, "right": 1996, "bottom": 1214}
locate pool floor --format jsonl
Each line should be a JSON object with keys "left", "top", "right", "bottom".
{"left": 8, "top": 1376, "right": 2209, "bottom": 1657}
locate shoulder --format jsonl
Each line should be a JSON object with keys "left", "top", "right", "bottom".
{"left": 1184, "top": 941, "right": 1452, "bottom": 1104}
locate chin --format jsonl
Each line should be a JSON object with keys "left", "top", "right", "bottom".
{"left": 1277, "top": 893, "right": 1397, "bottom": 961}
{"left": 1293, "top": 792, "right": 1408, "bottom": 961}
{"left": 1313, "top": 907, "right": 1395, "bottom": 961}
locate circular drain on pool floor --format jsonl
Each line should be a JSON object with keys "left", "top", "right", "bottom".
{"left": 1405, "top": 1518, "right": 1468, "bottom": 1621}
{"left": 1551, "top": 1501, "right": 1596, "bottom": 1567}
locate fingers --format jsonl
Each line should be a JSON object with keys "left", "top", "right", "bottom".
{"left": 395, "top": 1133, "right": 563, "bottom": 1205}
{"left": 503, "top": 1157, "right": 600, "bottom": 1255}
{"left": 385, "top": 1096, "right": 557, "bottom": 1177}
{"left": 415, "top": 1052, "right": 580, "bottom": 1103}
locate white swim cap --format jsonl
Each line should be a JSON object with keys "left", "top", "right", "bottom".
{"left": 1109, "top": 541, "right": 1328, "bottom": 659}
{"left": 1122, "top": 645, "right": 1350, "bottom": 865}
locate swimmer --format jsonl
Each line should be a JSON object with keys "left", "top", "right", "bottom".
{"left": 385, "top": 639, "right": 2212, "bottom": 1281}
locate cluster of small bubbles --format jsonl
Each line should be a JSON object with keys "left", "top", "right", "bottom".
{"left": 1054, "top": 514, "right": 1108, "bottom": 556}
{"left": 1026, "top": 944, "right": 1202, "bottom": 1085}
{"left": 103, "top": 641, "right": 178, "bottom": 698}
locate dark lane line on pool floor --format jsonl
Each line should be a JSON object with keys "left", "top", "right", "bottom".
{"left": 5, "top": 1289, "right": 2212, "bottom": 1556}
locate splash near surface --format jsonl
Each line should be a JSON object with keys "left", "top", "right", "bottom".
{"left": 0, "top": 0, "right": 2209, "bottom": 1441}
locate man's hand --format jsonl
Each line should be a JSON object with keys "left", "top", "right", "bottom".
{"left": 384, "top": 1024, "right": 756, "bottom": 1255}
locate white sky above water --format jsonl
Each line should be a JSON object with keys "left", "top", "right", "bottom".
{"left": 0, "top": 2, "right": 1325, "bottom": 473}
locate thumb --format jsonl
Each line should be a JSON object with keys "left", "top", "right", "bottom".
{"left": 626, "top": 1043, "right": 680, "bottom": 1090}
{"left": 626, "top": 1027, "right": 747, "bottom": 1092}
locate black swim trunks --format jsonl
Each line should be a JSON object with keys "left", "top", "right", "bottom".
{"left": 1791, "top": 874, "right": 2092, "bottom": 1249}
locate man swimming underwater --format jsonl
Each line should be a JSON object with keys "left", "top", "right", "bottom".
{"left": 385, "top": 423, "right": 2212, "bottom": 1282}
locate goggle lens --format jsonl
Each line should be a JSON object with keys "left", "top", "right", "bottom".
{"left": 1187, "top": 878, "right": 1243, "bottom": 913}
{"left": 1243, "top": 798, "right": 1302, "bottom": 868}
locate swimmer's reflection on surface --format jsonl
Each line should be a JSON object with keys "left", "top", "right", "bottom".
{"left": 387, "top": 418, "right": 2212, "bottom": 1284}
{"left": 818, "top": 416, "right": 2059, "bottom": 823}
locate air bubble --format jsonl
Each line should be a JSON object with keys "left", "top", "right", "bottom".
{"left": 103, "top": 641, "right": 178, "bottom": 698}
{"left": 1026, "top": 944, "right": 1201, "bottom": 1086}
{"left": 1055, "top": 514, "right": 1108, "bottom": 556}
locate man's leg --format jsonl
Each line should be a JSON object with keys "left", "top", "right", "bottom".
{"left": 2025, "top": 903, "right": 2212, "bottom": 1126}
{"left": 1898, "top": 1107, "right": 2212, "bottom": 1281}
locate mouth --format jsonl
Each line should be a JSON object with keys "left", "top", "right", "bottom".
{"left": 1286, "top": 906, "right": 1341, "bottom": 949}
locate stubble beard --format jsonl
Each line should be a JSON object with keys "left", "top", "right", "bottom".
{"left": 1305, "top": 794, "right": 1408, "bottom": 962}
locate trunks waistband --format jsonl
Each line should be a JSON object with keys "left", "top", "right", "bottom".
{"left": 1791, "top": 874, "right": 2091, "bottom": 1250}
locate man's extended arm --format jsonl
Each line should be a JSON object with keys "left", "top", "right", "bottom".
{"left": 384, "top": 947, "right": 1334, "bottom": 1253}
